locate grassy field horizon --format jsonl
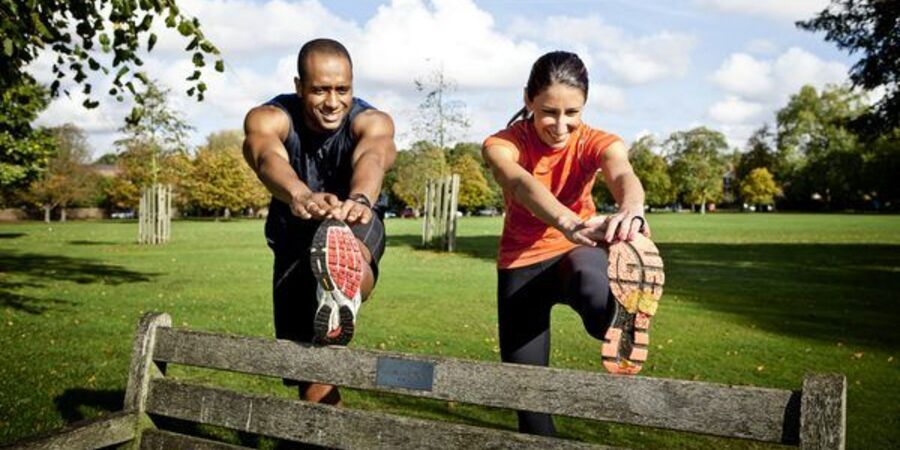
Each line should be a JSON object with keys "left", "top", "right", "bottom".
{"left": 1, "top": 213, "right": 898, "bottom": 448}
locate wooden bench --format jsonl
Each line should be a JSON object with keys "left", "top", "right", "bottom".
{"left": 8, "top": 312, "right": 846, "bottom": 449}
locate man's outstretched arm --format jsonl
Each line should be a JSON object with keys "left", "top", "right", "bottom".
{"left": 333, "top": 109, "right": 397, "bottom": 224}
{"left": 242, "top": 105, "right": 340, "bottom": 219}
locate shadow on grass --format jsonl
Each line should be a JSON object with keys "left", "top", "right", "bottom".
{"left": 0, "top": 232, "right": 25, "bottom": 239}
{"left": 67, "top": 240, "right": 118, "bottom": 246}
{"left": 0, "top": 251, "right": 157, "bottom": 314}
{"left": 390, "top": 233, "right": 900, "bottom": 350}
{"left": 54, "top": 389, "right": 124, "bottom": 423}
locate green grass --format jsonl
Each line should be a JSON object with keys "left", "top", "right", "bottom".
{"left": 1, "top": 213, "right": 898, "bottom": 448}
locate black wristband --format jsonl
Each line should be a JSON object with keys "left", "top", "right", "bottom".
{"left": 348, "top": 193, "right": 373, "bottom": 209}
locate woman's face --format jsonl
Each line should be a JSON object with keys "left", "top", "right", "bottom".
{"left": 526, "top": 83, "right": 586, "bottom": 149}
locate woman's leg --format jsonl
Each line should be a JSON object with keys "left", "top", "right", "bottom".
{"left": 557, "top": 246, "right": 614, "bottom": 340}
{"left": 497, "top": 259, "right": 559, "bottom": 436}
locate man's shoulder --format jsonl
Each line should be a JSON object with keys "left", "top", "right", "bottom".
{"left": 350, "top": 99, "right": 393, "bottom": 132}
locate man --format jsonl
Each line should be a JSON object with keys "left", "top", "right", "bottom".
{"left": 242, "top": 38, "right": 396, "bottom": 405}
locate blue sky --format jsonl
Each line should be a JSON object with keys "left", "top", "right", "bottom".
{"left": 30, "top": 0, "right": 858, "bottom": 157}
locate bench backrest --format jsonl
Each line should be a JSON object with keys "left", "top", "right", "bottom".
{"left": 127, "top": 313, "right": 846, "bottom": 449}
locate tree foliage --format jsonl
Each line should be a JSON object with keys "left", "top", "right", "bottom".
{"left": 389, "top": 141, "right": 449, "bottom": 210}
{"left": 114, "top": 80, "right": 192, "bottom": 185}
{"left": 776, "top": 84, "right": 868, "bottom": 209}
{"left": 0, "top": 0, "right": 223, "bottom": 106}
{"left": 0, "top": 78, "right": 55, "bottom": 198}
{"left": 798, "top": 0, "right": 900, "bottom": 133}
{"left": 184, "top": 130, "right": 268, "bottom": 215}
{"left": 25, "top": 124, "right": 95, "bottom": 221}
{"left": 449, "top": 152, "right": 493, "bottom": 211}
{"left": 665, "top": 127, "right": 729, "bottom": 213}
{"left": 628, "top": 136, "right": 675, "bottom": 207}
{"left": 740, "top": 167, "right": 781, "bottom": 207}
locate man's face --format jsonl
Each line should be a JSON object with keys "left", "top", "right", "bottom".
{"left": 295, "top": 52, "right": 353, "bottom": 133}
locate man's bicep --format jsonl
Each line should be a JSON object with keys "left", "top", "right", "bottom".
{"left": 243, "top": 106, "right": 290, "bottom": 170}
{"left": 353, "top": 111, "right": 397, "bottom": 168}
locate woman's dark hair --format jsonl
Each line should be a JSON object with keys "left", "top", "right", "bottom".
{"left": 507, "top": 51, "right": 589, "bottom": 126}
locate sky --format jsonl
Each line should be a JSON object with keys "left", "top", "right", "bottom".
{"left": 29, "top": 0, "right": 859, "bottom": 158}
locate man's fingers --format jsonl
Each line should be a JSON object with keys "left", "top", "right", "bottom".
{"left": 323, "top": 194, "right": 341, "bottom": 207}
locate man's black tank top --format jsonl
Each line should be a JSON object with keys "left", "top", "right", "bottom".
{"left": 263, "top": 94, "right": 374, "bottom": 252}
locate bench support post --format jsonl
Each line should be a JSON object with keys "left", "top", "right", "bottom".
{"left": 123, "top": 312, "right": 171, "bottom": 449}
{"left": 799, "top": 373, "right": 846, "bottom": 450}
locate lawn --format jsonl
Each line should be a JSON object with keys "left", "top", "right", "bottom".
{"left": 0, "top": 213, "right": 898, "bottom": 448}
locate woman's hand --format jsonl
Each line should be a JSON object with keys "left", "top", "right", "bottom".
{"left": 597, "top": 206, "right": 650, "bottom": 243}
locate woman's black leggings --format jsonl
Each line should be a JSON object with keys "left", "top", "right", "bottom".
{"left": 497, "top": 246, "right": 614, "bottom": 436}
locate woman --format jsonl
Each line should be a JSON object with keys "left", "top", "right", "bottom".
{"left": 482, "top": 51, "right": 664, "bottom": 436}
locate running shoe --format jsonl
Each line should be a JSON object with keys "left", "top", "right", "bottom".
{"left": 601, "top": 234, "right": 665, "bottom": 375}
{"left": 310, "top": 219, "right": 364, "bottom": 346}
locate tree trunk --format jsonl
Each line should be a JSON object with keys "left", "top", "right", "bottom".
{"left": 60, "top": 207, "right": 67, "bottom": 222}
{"left": 700, "top": 194, "right": 707, "bottom": 214}
{"left": 43, "top": 206, "right": 51, "bottom": 223}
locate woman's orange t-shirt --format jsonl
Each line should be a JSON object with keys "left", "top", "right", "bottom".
{"left": 483, "top": 120, "right": 621, "bottom": 269}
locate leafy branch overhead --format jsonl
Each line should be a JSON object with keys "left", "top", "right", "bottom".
{"left": 0, "top": 0, "right": 224, "bottom": 112}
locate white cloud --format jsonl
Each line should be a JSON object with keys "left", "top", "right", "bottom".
{"left": 509, "top": 15, "right": 697, "bottom": 85}
{"left": 746, "top": 38, "right": 778, "bottom": 55}
{"left": 711, "top": 53, "right": 773, "bottom": 99}
{"left": 600, "top": 31, "right": 697, "bottom": 85}
{"left": 708, "top": 96, "right": 764, "bottom": 124}
{"left": 708, "top": 47, "right": 848, "bottom": 148}
{"left": 694, "top": 0, "right": 830, "bottom": 22}
{"left": 588, "top": 83, "right": 627, "bottom": 114}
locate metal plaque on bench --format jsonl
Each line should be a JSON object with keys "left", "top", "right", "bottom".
{"left": 375, "top": 357, "right": 434, "bottom": 391}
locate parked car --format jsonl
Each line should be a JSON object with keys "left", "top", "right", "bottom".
{"left": 475, "top": 207, "right": 499, "bottom": 216}
{"left": 401, "top": 208, "right": 417, "bottom": 218}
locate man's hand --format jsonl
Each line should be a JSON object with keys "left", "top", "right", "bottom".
{"left": 328, "top": 196, "right": 373, "bottom": 225}
{"left": 291, "top": 192, "right": 341, "bottom": 220}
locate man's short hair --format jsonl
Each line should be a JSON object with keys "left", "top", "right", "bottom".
{"left": 296, "top": 38, "right": 353, "bottom": 81}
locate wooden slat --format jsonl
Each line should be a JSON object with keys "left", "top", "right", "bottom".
{"left": 146, "top": 378, "right": 610, "bottom": 450}
{"left": 140, "top": 429, "right": 253, "bottom": 450}
{"left": 154, "top": 328, "right": 800, "bottom": 443}
{"left": 800, "top": 373, "right": 846, "bottom": 450}
{"left": 4, "top": 411, "right": 137, "bottom": 450}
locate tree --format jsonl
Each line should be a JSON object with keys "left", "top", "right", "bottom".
{"left": 1, "top": 0, "right": 223, "bottom": 107}
{"left": 628, "top": 136, "right": 675, "bottom": 207}
{"left": 448, "top": 142, "right": 502, "bottom": 208}
{"left": 389, "top": 142, "right": 449, "bottom": 210}
{"left": 450, "top": 152, "right": 493, "bottom": 212}
{"left": 665, "top": 127, "right": 729, "bottom": 213}
{"left": 184, "top": 130, "right": 268, "bottom": 216}
{"left": 116, "top": 80, "right": 192, "bottom": 181}
{"left": 26, "top": 124, "right": 95, "bottom": 222}
{"left": 413, "top": 67, "right": 470, "bottom": 149}
{"left": 737, "top": 125, "right": 778, "bottom": 182}
{"left": 776, "top": 84, "right": 868, "bottom": 209}
{"left": 0, "top": 79, "right": 55, "bottom": 200}
{"left": 798, "top": 0, "right": 900, "bottom": 134}
{"left": 740, "top": 168, "right": 781, "bottom": 208}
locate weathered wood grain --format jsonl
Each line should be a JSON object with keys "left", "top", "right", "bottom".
{"left": 153, "top": 328, "right": 801, "bottom": 443}
{"left": 3, "top": 411, "right": 136, "bottom": 450}
{"left": 139, "top": 429, "right": 252, "bottom": 450}
{"left": 800, "top": 373, "right": 846, "bottom": 450}
{"left": 146, "top": 378, "right": 613, "bottom": 450}
{"left": 124, "top": 312, "right": 171, "bottom": 412}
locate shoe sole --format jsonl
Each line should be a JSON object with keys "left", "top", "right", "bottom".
{"left": 602, "top": 234, "right": 665, "bottom": 375}
{"left": 310, "top": 219, "right": 363, "bottom": 346}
